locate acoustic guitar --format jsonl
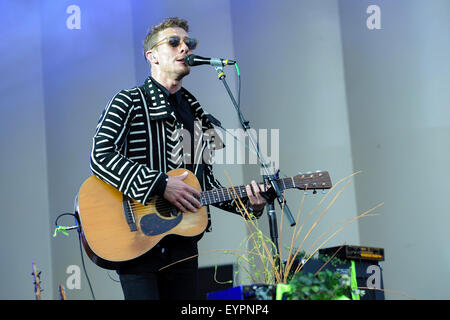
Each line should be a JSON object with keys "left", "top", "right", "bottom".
{"left": 76, "top": 168, "right": 331, "bottom": 269}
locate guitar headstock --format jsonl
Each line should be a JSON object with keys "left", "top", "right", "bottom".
{"left": 31, "top": 262, "right": 42, "bottom": 300}
{"left": 58, "top": 284, "right": 67, "bottom": 300}
{"left": 292, "top": 171, "right": 332, "bottom": 191}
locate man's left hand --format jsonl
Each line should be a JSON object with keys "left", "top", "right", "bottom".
{"left": 246, "top": 181, "right": 268, "bottom": 214}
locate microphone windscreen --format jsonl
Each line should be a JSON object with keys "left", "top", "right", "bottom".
{"left": 185, "top": 54, "right": 196, "bottom": 66}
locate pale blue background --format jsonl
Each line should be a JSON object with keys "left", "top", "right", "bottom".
{"left": 1, "top": 0, "right": 449, "bottom": 300}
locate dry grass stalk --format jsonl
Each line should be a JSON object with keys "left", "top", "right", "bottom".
{"left": 225, "top": 174, "right": 282, "bottom": 283}
{"left": 159, "top": 248, "right": 258, "bottom": 271}
{"left": 282, "top": 171, "right": 366, "bottom": 282}
{"left": 314, "top": 244, "right": 346, "bottom": 276}
{"left": 293, "top": 203, "right": 383, "bottom": 275}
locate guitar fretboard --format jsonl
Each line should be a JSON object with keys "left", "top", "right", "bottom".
{"left": 199, "top": 178, "right": 297, "bottom": 206}
{"left": 200, "top": 185, "right": 248, "bottom": 206}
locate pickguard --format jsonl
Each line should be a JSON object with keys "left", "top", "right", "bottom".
{"left": 139, "top": 198, "right": 182, "bottom": 236}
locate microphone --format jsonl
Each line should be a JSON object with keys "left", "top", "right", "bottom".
{"left": 185, "top": 54, "right": 236, "bottom": 67}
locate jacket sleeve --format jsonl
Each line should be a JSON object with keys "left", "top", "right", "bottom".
{"left": 89, "top": 89, "right": 167, "bottom": 205}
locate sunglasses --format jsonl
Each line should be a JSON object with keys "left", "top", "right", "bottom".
{"left": 151, "top": 35, "right": 198, "bottom": 51}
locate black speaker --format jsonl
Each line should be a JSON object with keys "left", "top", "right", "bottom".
{"left": 290, "top": 246, "right": 386, "bottom": 300}
{"left": 351, "top": 260, "right": 385, "bottom": 300}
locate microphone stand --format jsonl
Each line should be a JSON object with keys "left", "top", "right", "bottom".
{"left": 212, "top": 64, "right": 296, "bottom": 271}
{"left": 264, "top": 173, "right": 281, "bottom": 271}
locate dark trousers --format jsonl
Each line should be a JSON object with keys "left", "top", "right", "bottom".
{"left": 117, "top": 235, "right": 200, "bottom": 300}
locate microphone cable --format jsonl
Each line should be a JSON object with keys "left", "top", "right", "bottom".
{"left": 235, "top": 63, "right": 241, "bottom": 110}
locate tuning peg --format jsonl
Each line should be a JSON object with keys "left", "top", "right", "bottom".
{"left": 313, "top": 190, "right": 317, "bottom": 194}
{"left": 304, "top": 191, "right": 309, "bottom": 195}
{"left": 322, "top": 190, "right": 327, "bottom": 194}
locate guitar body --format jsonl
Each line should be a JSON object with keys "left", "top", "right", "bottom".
{"left": 76, "top": 169, "right": 207, "bottom": 270}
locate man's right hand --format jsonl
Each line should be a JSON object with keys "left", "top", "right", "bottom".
{"left": 163, "top": 171, "right": 202, "bottom": 213}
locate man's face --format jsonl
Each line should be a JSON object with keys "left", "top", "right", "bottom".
{"left": 149, "top": 27, "right": 195, "bottom": 80}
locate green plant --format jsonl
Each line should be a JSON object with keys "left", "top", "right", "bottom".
{"left": 318, "top": 253, "right": 349, "bottom": 268}
{"left": 285, "top": 269, "right": 352, "bottom": 300}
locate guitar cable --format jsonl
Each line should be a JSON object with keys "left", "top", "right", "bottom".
{"left": 54, "top": 211, "right": 96, "bottom": 300}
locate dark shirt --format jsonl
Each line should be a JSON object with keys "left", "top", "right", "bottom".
{"left": 150, "top": 76, "right": 195, "bottom": 172}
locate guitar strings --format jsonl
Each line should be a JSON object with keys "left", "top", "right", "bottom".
{"left": 125, "top": 181, "right": 272, "bottom": 216}
{"left": 127, "top": 187, "right": 249, "bottom": 214}
{"left": 125, "top": 176, "right": 319, "bottom": 214}
{"left": 126, "top": 177, "right": 305, "bottom": 213}
{"left": 127, "top": 186, "right": 249, "bottom": 209}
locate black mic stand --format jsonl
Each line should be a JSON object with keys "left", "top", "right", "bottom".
{"left": 264, "top": 173, "right": 281, "bottom": 271}
{"left": 212, "top": 64, "right": 296, "bottom": 272}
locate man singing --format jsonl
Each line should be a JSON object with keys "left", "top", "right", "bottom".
{"left": 90, "top": 17, "right": 267, "bottom": 300}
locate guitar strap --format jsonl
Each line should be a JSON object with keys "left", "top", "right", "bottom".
{"left": 203, "top": 165, "right": 212, "bottom": 232}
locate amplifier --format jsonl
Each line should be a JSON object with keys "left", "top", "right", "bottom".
{"left": 319, "top": 245, "right": 385, "bottom": 262}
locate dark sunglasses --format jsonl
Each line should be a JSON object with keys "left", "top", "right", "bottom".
{"left": 151, "top": 35, "right": 198, "bottom": 51}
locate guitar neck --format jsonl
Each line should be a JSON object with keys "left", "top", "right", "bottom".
{"left": 199, "top": 171, "right": 332, "bottom": 206}
{"left": 199, "top": 177, "right": 294, "bottom": 206}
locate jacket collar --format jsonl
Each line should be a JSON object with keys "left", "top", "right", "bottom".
{"left": 141, "top": 76, "right": 215, "bottom": 133}
{"left": 141, "top": 76, "right": 176, "bottom": 121}
{"left": 141, "top": 76, "right": 223, "bottom": 175}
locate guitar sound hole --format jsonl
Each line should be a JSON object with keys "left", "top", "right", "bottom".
{"left": 155, "top": 197, "right": 179, "bottom": 218}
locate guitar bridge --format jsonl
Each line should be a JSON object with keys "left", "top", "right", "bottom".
{"left": 122, "top": 195, "right": 137, "bottom": 232}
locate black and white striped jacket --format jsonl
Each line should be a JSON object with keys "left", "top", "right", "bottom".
{"left": 90, "top": 77, "right": 249, "bottom": 229}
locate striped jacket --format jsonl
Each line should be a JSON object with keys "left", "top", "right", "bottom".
{"left": 90, "top": 77, "right": 249, "bottom": 229}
